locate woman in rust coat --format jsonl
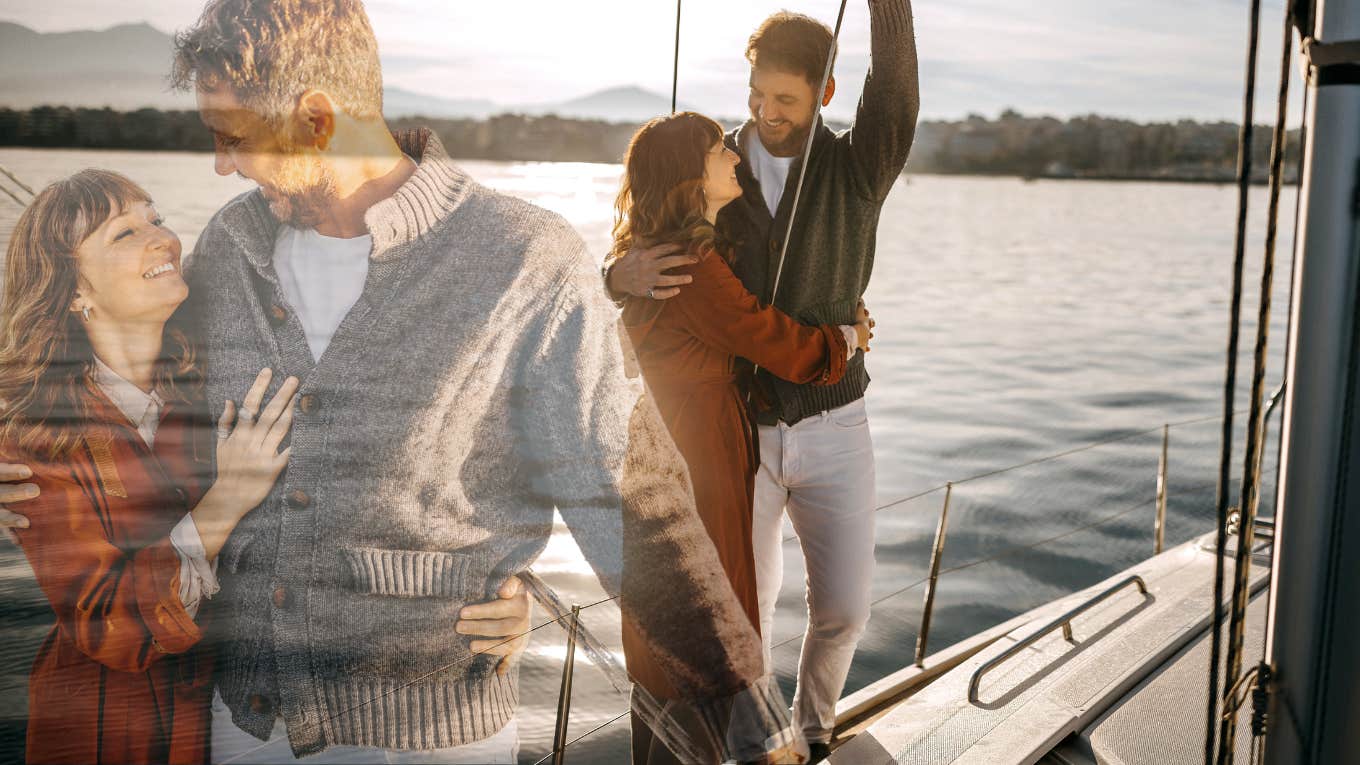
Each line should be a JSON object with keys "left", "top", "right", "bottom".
{"left": 612, "top": 113, "right": 873, "bottom": 764}
{"left": 0, "top": 170, "right": 295, "bottom": 763}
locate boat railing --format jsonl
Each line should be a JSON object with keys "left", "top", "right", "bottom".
{"left": 965, "top": 574, "right": 1149, "bottom": 703}
{"left": 531, "top": 386, "right": 1287, "bottom": 763}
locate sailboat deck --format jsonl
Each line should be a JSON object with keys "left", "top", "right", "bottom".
{"left": 832, "top": 534, "right": 1270, "bottom": 764}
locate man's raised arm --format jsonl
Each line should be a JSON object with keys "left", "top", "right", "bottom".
{"left": 844, "top": 0, "right": 920, "bottom": 200}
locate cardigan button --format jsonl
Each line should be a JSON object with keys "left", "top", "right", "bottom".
{"left": 269, "top": 304, "right": 288, "bottom": 326}
{"left": 248, "top": 694, "right": 274, "bottom": 716}
{"left": 272, "top": 586, "right": 290, "bottom": 609}
{"left": 298, "top": 394, "right": 318, "bottom": 414}
{"left": 285, "top": 489, "right": 311, "bottom": 509}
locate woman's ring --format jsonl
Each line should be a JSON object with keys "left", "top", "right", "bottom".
{"left": 216, "top": 426, "right": 232, "bottom": 440}
{"left": 647, "top": 288, "right": 655, "bottom": 300}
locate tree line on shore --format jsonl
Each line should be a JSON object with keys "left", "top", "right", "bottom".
{"left": 0, "top": 106, "right": 1299, "bottom": 183}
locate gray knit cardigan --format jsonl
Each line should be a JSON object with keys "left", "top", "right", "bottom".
{"left": 185, "top": 130, "right": 773, "bottom": 757}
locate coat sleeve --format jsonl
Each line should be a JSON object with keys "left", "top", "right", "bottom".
{"left": 11, "top": 457, "right": 203, "bottom": 674}
{"left": 515, "top": 230, "right": 792, "bottom": 760}
{"left": 667, "top": 252, "right": 848, "bottom": 386}
{"left": 843, "top": 0, "right": 920, "bottom": 201}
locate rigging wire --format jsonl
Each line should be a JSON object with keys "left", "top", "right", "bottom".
{"left": 1217, "top": 3, "right": 1299, "bottom": 760}
{"left": 1206, "top": 0, "right": 1265, "bottom": 759}
{"left": 766, "top": 0, "right": 849, "bottom": 306}
{"left": 671, "top": 0, "right": 682, "bottom": 114}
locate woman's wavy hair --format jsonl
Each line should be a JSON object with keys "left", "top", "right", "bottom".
{"left": 0, "top": 170, "right": 201, "bottom": 458}
{"left": 610, "top": 111, "right": 730, "bottom": 263}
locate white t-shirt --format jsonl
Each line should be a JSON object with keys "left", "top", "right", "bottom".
{"left": 273, "top": 225, "right": 373, "bottom": 360}
{"left": 748, "top": 136, "right": 795, "bottom": 216}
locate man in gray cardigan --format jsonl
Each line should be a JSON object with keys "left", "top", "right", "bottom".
{"left": 1, "top": 0, "right": 793, "bottom": 762}
{"left": 176, "top": 0, "right": 795, "bottom": 762}
{"left": 607, "top": 2, "right": 919, "bottom": 759}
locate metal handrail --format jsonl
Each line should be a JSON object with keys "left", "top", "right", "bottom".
{"left": 967, "top": 575, "right": 1150, "bottom": 703}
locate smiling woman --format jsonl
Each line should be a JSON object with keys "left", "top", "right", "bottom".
{"left": 0, "top": 170, "right": 193, "bottom": 456}
{"left": 0, "top": 169, "right": 295, "bottom": 764}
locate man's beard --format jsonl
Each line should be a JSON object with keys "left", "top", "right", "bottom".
{"left": 755, "top": 118, "right": 814, "bottom": 157}
{"left": 261, "top": 154, "right": 337, "bottom": 227}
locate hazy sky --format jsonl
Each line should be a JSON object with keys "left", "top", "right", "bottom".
{"left": 0, "top": 0, "right": 1301, "bottom": 122}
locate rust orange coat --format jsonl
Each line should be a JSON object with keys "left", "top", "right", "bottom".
{"left": 619, "top": 246, "right": 847, "bottom": 699}
{"left": 7, "top": 391, "right": 214, "bottom": 764}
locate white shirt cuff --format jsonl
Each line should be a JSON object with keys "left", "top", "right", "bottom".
{"left": 169, "top": 513, "right": 220, "bottom": 618}
{"left": 840, "top": 325, "right": 860, "bottom": 360}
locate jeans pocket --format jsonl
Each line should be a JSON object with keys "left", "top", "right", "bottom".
{"left": 828, "top": 400, "right": 869, "bottom": 430}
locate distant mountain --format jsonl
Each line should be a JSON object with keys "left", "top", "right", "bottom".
{"left": 0, "top": 20, "right": 689, "bottom": 123}
{"left": 522, "top": 85, "right": 697, "bottom": 123}
{"left": 0, "top": 21, "right": 191, "bottom": 110}
{"left": 382, "top": 87, "right": 497, "bottom": 120}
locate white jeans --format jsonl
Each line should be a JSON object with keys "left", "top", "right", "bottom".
{"left": 210, "top": 691, "right": 519, "bottom": 764}
{"left": 753, "top": 398, "right": 877, "bottom": 745}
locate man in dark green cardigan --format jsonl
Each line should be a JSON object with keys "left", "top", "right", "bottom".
{"left": 606, "top": 1, "right": 919, "bottom": 760}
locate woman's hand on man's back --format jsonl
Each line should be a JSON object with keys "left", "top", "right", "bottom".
{"left": 0, "top": 463, "right": 36, "bottom": 541}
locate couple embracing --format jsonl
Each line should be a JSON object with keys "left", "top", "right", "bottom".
{"left": 604, "top": 3, "right": 918, "bottom": 763}
{"left": 0, "top": 1, "right": 917, "bottom": 764}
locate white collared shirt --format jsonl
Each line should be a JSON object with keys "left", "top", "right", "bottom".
{"left": 93, "top": 356, "right": 218, "bottom": 617}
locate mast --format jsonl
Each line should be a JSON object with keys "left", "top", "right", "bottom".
{"left": 1263, "top": 0, "right": 1360, "bottom": 760}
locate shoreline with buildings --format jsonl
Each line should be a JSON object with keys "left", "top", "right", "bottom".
{"left": 0, "top": 106, "right": 1299, "bottom": 185}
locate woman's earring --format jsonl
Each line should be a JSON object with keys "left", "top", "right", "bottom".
{"left": 81, "top": 306, "right": 91, "bottom": 322}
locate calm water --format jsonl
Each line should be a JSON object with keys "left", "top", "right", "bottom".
{"left": 0, "top": 149, "right": 1294, "bottom": 763}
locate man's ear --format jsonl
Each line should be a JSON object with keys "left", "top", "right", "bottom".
{"left": 295, "top": 90, "right": 338, "bottom": 151}
{"left": 822, "top": 75, "right": 836, "bottom": 108}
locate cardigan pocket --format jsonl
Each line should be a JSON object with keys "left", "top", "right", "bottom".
{"left": 334, "top": 547, "right": 481, "bottom": 682}
{"left": 340, "top": 547, "right": 473, "bottom": 598}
